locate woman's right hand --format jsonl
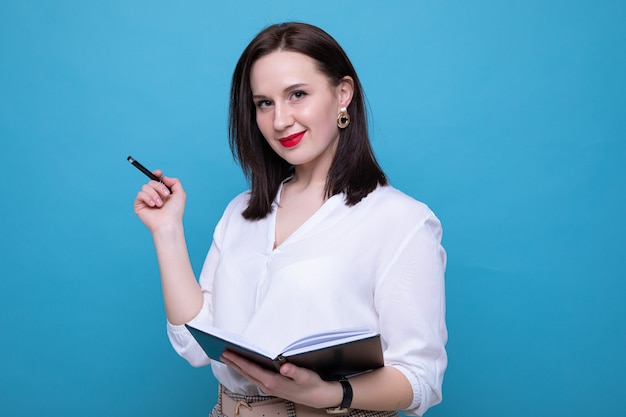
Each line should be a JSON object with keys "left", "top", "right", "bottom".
{"left": 133, "top": 169, "right": 186, "bottom": 234}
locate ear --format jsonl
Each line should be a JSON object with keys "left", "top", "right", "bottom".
{"left": 336, "top": 76, "right": 354, "bottom": 109}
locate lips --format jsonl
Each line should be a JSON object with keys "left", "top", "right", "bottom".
{"left": 278, "top": 131, "right": 305, "bottom": 148}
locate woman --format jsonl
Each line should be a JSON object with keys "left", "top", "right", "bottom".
{"left": 134, "top": 22, "right": 447, "bottom": 417}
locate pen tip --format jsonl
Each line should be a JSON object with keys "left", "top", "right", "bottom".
{"left": 127, "top": 156, "right": 134, "bottom": 162}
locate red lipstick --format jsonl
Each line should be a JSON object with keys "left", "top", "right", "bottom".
{"left": 278, "top": 131, "right": 305, "bottom": 148}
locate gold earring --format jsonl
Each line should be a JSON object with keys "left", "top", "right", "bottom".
{"left": 337, "top": 108, "right": 350, "bottom": 129}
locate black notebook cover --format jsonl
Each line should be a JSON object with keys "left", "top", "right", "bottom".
{"left": 185, "top": 324, "right": 384, "bottom": 380}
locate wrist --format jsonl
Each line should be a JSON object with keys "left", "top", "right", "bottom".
{"left": 152, "top": 221, "right": 185, "bottom": 240}
{"left": 326, "top": 379, "right": 352, "bottom": 415}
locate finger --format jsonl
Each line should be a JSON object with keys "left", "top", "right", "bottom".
{"left": 159, "top": 175, "right": 180, "bottom": 192}
{"left": 220, "top": 355, "right": 264, "bottom": 387}
{"left": 138, "top": 184, "right": 164, "bottom": 207}
{"left": 279, "top": 363, "right": 322, "bottom": 387}
{"left": 142, "top": 168, "right": 171, "bottom": 194}
{"left": 221, "top": 352, "right": 278, "bottom": 388}
{"left": 279, "top": 363, "right": 299, "bottom": 380}
{"left": 221, "top": 351, "right": 258, "bottom": 374}
{"left": 149, "top": 179, "right": 172, "bottom": 197}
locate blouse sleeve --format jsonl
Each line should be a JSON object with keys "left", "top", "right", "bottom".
{"left": 375, "top": 211, "right": 447, "bottom": 416}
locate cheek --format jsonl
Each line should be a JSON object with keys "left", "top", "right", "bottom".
{"left": 302, "top": 102, "right": 337, "bottom": 133}
{"left": 255, "top": 113, "right": 276, "bottom": 144}
{"left": 253, "top": 115, "right": 275, "bottom": 149}
{"left": 255, "top": 111, "right": 269, "bottom": 133}
{"left": 311, "top": 108, "right": 339, "bottom": 138}
{"left": 256, "top": 117, "right": 281, "bottom": 150}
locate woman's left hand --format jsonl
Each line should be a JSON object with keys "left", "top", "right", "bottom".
{"left": 220, "top": 351, "right": 342, "bottom": 409}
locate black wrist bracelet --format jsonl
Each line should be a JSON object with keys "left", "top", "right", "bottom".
{"left": 339, "top": 379, "right": 353, "bottom": 409}
{"left": 326, "top": 379, "right": 353, "bottom": 414}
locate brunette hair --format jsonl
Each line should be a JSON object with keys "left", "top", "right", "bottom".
{"left": 229, "top": 22, "right": 387, "bottom": 220}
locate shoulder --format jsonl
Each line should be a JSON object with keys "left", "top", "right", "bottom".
{"left": 363, "top": 185, "right": 435, "bottom": 219}
{"left": 223, "top": 190, "right": 252, "bottom": 214}
{"left": 359, "top": 185, "right": 443, "bottom": 238}
{"left": 213, "top": 190, "right": 251, "bottom": 229}
{"left": 211, "top": 190, "right": 254, "bottom": 246}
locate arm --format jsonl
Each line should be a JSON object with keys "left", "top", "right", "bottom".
{"left": 133, "top": 170, "right": 203, "bottom": 325}
{"left": 375, "top": 212, "right": 447, "bottom": 415}
{"left": 220, "top": 353, "right": 412, "bottom": 410}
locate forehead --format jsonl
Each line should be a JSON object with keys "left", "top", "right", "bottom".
{"left": 250, "top": 50, "right": 327, "bottom": 93}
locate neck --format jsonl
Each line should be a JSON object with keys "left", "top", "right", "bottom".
{"left": 290, "top": 166, "right": 328, "bottom": 193}
{"left": 291, "top": 148, "right": 335, "bottom": 191}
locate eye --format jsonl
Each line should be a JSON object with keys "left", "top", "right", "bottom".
{"left": 290, "top": 90, "right": 307, "bottom": 101}
{"left": 256, "top": 99, "right": 273, "bottom": 109}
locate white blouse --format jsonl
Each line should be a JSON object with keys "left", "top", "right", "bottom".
{"left": 167, "top": 184, "right": 447, "bottom": 416}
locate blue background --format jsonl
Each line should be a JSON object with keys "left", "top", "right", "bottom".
{"left": 1, "top": 1, "right": 624, "bottom": 416}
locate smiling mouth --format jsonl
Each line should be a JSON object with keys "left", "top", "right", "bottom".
{"left": 278, "top": 131, "right": 305, "bottom": 148}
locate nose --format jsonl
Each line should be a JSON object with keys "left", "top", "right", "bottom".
{"left": 273, "top": 103, "right": 294, "bottom": 131}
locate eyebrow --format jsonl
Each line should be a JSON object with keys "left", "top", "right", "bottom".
{"left": 252, "top": 83, "right": 309, "bottom": 100}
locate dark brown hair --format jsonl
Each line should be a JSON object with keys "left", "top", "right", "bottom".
{"left": 229, "top": 22, "right": 387, "bottom": 220}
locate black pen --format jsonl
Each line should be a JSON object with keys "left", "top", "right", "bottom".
{"left": 127, "top": 156, "right": 172, "bottom": 193}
